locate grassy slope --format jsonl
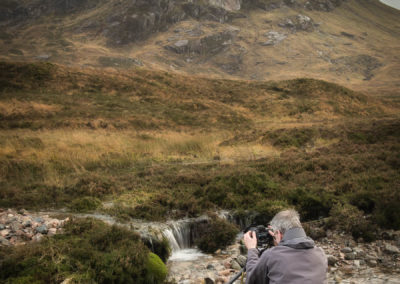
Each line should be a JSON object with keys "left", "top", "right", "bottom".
{"left": 0, "top": 61, "right": 399, "bottom": 232}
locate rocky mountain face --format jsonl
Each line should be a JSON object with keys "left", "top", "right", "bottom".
{"left": 0, "top": 0, "right": 398, "bottom": 94}
{"left": 0, "top": 0, "right": 346, "bottom": 45}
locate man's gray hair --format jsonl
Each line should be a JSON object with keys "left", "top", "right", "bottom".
{"left": 270, "top": 209, "right": 302, "bottom": 234}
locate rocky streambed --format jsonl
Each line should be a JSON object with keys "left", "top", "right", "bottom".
{"left": 1, "top": 208, "right": 399, "bottom": 283}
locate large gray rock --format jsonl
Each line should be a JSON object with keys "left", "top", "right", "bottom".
{"left": 304, "top": 0, "right": 347, "bottom": 12}
{"left": 278, "top": 14, "right": 315, "bottom": 32}
{"left": 208, "top": 0, "right": 241, "bottom": 11}
{"left": 261, "top": 31, "right": 287, "bottom": 46}
{"left": 165, "top": 29, "right": 238, "bottom": 55}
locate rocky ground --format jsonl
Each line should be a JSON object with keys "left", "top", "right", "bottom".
{"left": 167, "top": 228, "right": 400, "bottom": 284}
{"left": 0, "top": 208, "right": 68, "bottom": 246}
{"left": 1, "top": 208, "right": 399, "bottom": 283}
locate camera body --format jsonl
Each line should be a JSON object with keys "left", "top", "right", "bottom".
{"left": 244, "top": 225, "right": 274, "bottom": 247}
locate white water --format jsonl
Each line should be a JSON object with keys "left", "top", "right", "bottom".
{"left": 169, "top": 248, "right": 208, "bottom": 261}
{"left": 380, "top": 0, "right": 400, "bottom": 10}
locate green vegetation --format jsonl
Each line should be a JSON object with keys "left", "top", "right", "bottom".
{"left": 145, "top": 253, "right": 168, "bottom": 284}
{"left": 0, "top": 61, "right": 399, "bottom": 281}
{"left": 0, "top": 218, "right": 166, "bottom": 284}
{"left": 196, "top": 216, "right": 239, "bottom": 253}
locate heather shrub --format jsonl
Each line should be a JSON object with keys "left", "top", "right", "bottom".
{"left": 196, "top": 216, "right": 239, "bottom": 253}
{"left": 327, "top": 203, "right": 376, "bottom": 241}
{"left": 0, "top": 218, "right": 164, "bottom": 283}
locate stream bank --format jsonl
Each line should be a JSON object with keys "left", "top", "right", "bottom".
{"left": 1, "top": 208, "right": 399, "bottom": 283}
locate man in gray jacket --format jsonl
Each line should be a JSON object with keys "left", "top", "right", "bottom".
{"left": 244, "top": 209, "right": 327, "bottom": 284}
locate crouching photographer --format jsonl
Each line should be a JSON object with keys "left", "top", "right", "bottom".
{"left": 244, "top": 209, "right": 327, "bottom": 284}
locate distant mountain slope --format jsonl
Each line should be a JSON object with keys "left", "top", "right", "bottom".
{"left": 0, "top": 0, "right": 399, "bottom": 95}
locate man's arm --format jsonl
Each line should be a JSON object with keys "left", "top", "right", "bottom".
{"left": 243, "top": 231, "right": 269, "bottom": 284}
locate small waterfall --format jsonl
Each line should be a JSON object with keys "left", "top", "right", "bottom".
{"left": 161, "top": 217, "right": 207, "bottom": 252}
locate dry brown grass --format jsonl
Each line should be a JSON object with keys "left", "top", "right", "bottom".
{"left": 0, "top": 99, "right": 60, "bottom": 117}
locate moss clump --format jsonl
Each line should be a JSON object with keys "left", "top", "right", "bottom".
{"left": 145, "top": 253, "right": 168, "bottom": 284}
{"left": 196, "top": 216, "right": 239, "bottom": 253}
{"left": 68, "top": 196, "right": 102, "bottom": 212}
{"left": 0, "top": 218, "right": 154, "bottom": 283}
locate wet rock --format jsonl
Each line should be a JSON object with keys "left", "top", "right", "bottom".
{"left": 0, "top": 224, "right": 4, "bottom": 230}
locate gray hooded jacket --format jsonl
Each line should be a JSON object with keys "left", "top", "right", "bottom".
{"left": 245, "top": 227, "right": 327, "bottom": 284}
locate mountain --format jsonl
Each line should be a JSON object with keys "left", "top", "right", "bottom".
{"left": 1, "top": 0, "right": 399, "bottom": 96}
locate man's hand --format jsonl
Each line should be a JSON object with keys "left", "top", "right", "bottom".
{"left": 244, "top": 231, "right": 257, "bottom": 249}
{"left": 268, "top": 226, "right": 282, "bottom": 246}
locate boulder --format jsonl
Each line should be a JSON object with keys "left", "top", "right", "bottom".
{"left": 278, "top": 14, "right": 315, "bottom": 32}
{"left": 304, "top": 0, "right": 346, "bottom": 12}
{"left": 261, "top": 31, "right": 287, "bottom": 46}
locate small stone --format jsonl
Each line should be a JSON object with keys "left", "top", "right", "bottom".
{"left": 354, "top": 260, "right": 360, "bottom": 268}
{"left": 18, "top": 209, "right": 28, "bottom": 215}
{"left": 0, "top": 224, "right": 5, "bottom": 230}
{"left": 0, "top": 229, "right": 10, "bottom": 237}
{"left": 327, "top": 255, "right": 338, "bottom": 266}
{"left": 384, "top": 244, "right": 399, "bottom": 254}
{"left": 207, "top": 264, "right": 215, "bottom": 270}
{"left": 345, "top": 252, "right": 356, "bottom": 260}
{"left": 22, "top": 220, "right": 32, "bottom": 228}
{"left": 0, "top": 236, "right": 10, "bottom": 246}
{"left": 366, "top": 259, "right": 377, "bottom": 267}
{"left": 34, "top": 217, "right": 44, "bottom": 223}
{"left": 218, "top": 269, "right": 232, "bottom": 276}
{"left": 204, "top": 277, "right": 214, "bottom": 284}
{"left": 341, "top": 247, "right": 353, "bottom": 253}
{"left": 48, "top": 228, "right": 57, "bottom": 236}
{"left": 35, "top": 225, "right": 48, "bottom": 234}
{"left": 223, "top": 261, "right": 231, "bottom": 269}
{"left": 32, "top": 233, "right": 43, "bottom": 242}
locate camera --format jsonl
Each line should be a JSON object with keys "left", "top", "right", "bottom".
{"left": 244, "top": 225, "right": 274, "bottom": 247}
